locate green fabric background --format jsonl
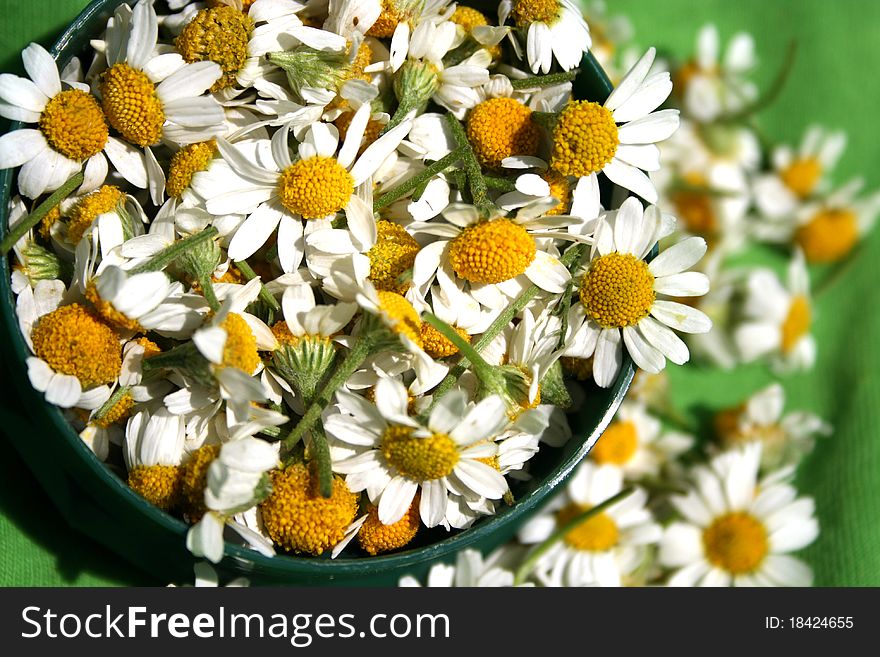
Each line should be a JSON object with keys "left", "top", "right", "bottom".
{"left": 0, "top": 0, "right": 877, "bottom": 586}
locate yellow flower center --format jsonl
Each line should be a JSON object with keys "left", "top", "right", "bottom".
{"left": 672, "top": 172, "right": 716, "bottom": 236}
{"left": 207, "top": 0, "right": 256, "bottom": 9}
{"left": 451, "top": 7, "right": 501, "bottom": 59}
{"left": 90, "top": 392, "right": 133, "bottom": 430}
{"left": 557, "top": 503, "right": 620, "bottom": 552}
{"left": 580, "top": 253, "right": 656, "bottom": 328}
{"left": 551, "top": 100, "right": 620, "bottom": 178}
{"left": 176, "top": 6, "right": 254, "bottom": 92}
{"left": 448, "top": 218, "right": 537, "bottom": 284}
{"left": 220, "top": 312, "right": 261, "bottom": 373}
{"left": 367, "top": 0, "right": 406, "bottom": 38}
{"left": 467, "top": 97, "right": 541, "bottom": 170}
{"left": 166, "top": 140, "right": 217, "bottom": 198}
{"left": 127, "top": 464, "right": 182, "bottom": 511}
{"left": 511, "top": 0, "right": 560, "bottom": 25}
{"left": 368, "top": 220, "right": 421, "bottom": 294}
{"left": 180, "top": 443, "right": 221, "bottom": 522}
{"left": 31, "top": 304, "right": 122, "bottom": 388}
{"left": 39, "top": 205, "right": 62, "bottom": 240}
{"left": 100, "top": 63, "right": 165, "bottom": 147}
{"left": 134, "top": 336, "right": 162, "bottom": 357}
{"left": 376, "top": 290, "right": 424, "bottom": 348}
{"left": 66, "top": 185, "right": 124, "bottom": 243}
{"left": 780, "top": 157, "right": 822, "bottom": 199}
{"left": 780, "top": 295, "right": 811, "bottom": 354}
{"left": 591, "top": 420, "right": 638, "bottom": 465}
{"left": 543, "top": 170, "right": 572, "bottom": 215}
{"left": 420, "top": 321, "right": 470, "bottom": 359}
{"left": 673, "top": 60, "right": 702, "bottom": 96}
{"left": 561, "top": 355, "right": 593, "bottom": 381}
{"left": 39, "top": 89, "right": 108, "bottom": 161}
{"left": 277, "top": 157, "right": 354, "bottom": 219}
{"left": 260, "top": 463, "right": 359, "bottom": 556}
{"left": 795, "top": 208, "right": 859, "bottom": 264}
{"left": 715, "top": 407, "right": 786, "bottom": 454}
{"left": 381, "top": 425, "right": 460, "bottom": 481}
{"left": 703, "top": 512, "right": 769, "bottom": 575}
{"left": 357, "top": 497, "right": 421, "bottom": 556}
{"left": 85, "top": 281, "right": 144, "bottom": 333}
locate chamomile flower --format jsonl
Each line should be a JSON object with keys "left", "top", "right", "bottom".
{"left": 194, "top": 104, "right": 411, "bottom": 270}
{"left": 660, "top": 443, "right": 818, "bottom": 586}
{"left": 714, "top": 383, "right": 831, "bottom": 471}
{"left": 327, "top": 378, "right": 510, "bottom": 527}
{"left": 124, "top": 406, "right": 187, "bottom": 511}
{"left": 518, "top": 461, "right": 661, "bottom": 587}
{"left": 674, "top": 24, "right": 757, "bottom": 123}
{"left": 398, "top": 546, "right": 525, "bottom": 587}
{"left": 590, "top": 400, "right": 693, "bottom": 480}
{"left": 411, "top": 202, "right": 578, "bottom": 309}
{"left": 564, "top": 197, "right": 712, "bottom": 387}
{"left": 753, "top": 126, "right": 847, "bottom": 220}
{"left": 368, "top": 0, "right": 456, "bottom": 72}
{"left": 543, "top": 47, "right": 679, "bottom": 204}
{"left": 499, "top": 0, "right": 591, "bottom": 74}
{"left": 733, "top": 249, "right": 815, "bottom": 372}
{"left": 0, "top": 42, "right": 147, "bottom": 198}
{"left": 98, "top": 1, "right": 226, "bottom": 148}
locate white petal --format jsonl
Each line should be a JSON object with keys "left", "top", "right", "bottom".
{"left": 156, "top": 61, "right": 222, "bottom": 103}
{"left": 648, "top": 236, "right": 708, "bottom": 277}
{"left": 350, "top": 119, "right": 412, "bottom": 186}
{"left": 0, "top": 129, "right": 46, "bottom": 169}
{"left": 593, "top": 328, "right": 623, "bottom": 387}
{"left": 654, "top": 272, "right": 710, "bottom": 297}
{"left": 617, "top": 109, "right": 681, "bottom": 145}
{"left": 524, "top": 250, "right": 571, "bottom": 293}
{"left": 104, "top": 137, "right": 147, "bottom": 188}
{"left": 622, "top": 324, "right": 665, "bottom": 373}
{"left": 277, "top": 214, "right": 304, "bottom": 273}
{"left": 22, "top": 43, "right": 61, "bottom": 99}
{"left": 603, "top": 158, "right": 657, "bottom": 204}
{"left": 126, "top": 0, "right": 158, "bottom": 70}
{"left": 0, "top": 74, "right": 48, "bottom": 112}
{"left": 605, "top": 47, "right": 655, "bottom": 112}
{"left": 378, "top": 476, "right": 418, "bottom": 525}
{"left": 650, "top": 300, "right": 712, "bottom": 334}
{"left": 637, "top": 317, "right": 689, "bottom": 365}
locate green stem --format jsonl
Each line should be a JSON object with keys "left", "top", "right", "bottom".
{"left": 1, "top": 171, "right": 84, "bottom": 255}
{"left": 130, "top": 227, "right": 219, "bottom": 275}
{"left": 234, "top": 259, "right": 281, "bottom": 312}
{"left": 513, "top": 487, "right": 635, "bottom": 585}
{"left": 483, "top": 176, "right": 518, "bottom": 192}
{"left": 93, "top": 385, "right": 131, "bottom": 423}
{"left": 199, "top": 273, "right": 221, "bottom": 312}
{"left": 509, "top": 70, "right": 579, "bottom": 90}
{"left": 422, "top": 312, "right": 494, "bottom": 377}
{"left": 281, "top": 332, "right": 377, "bottom": 452}
{"left": 719, "top": 41, "right": 797, "bottom": 124}
{"left": 310, "top": 422, "right": 333, "bottom": 498}
{"left": 444, "top": 112, "right": 498, "bottom": 218}
{"left": 373, "top": 149, "right": 464, "bottom": 212}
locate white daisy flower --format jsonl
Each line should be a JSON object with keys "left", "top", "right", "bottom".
{"left": 499, "top": 0, "right": 591, "bottom": 74}
{"left": 518, "top": 461, "right": 661, "bottom": 587}
{"left": 542, "top": 47, "right": 679, "bottom": 204}
{"left": 733, "top": 249, "right": 815, "bottom": 372}
{"left": 564, "top": 196, "right": 713, "bottom": 387}
{"left": 753, "top": 125, "right": 847, "bottom": 221}
{"left": 0, "top": 42, "right": 147, "bottom": 198}
{"left": 589, "top": 400, "right": 693, "bottom": 480}
{"left": 327, "top": 378, "right": 510, "bottom": 527}
{"left": 367, "top": 0, "right": 456, "bottom": 72}
{"left": 714, "top": 383, "right": 831, "bottom": 471}
{"left": 660, "top": 442, "right": 819, "bottom": 586}
{"left": 675, "top": 24, "right": 757, "bottom": 123}
{"left": 97, "top": 1, "right": 226, "bottom": 149}
{"left": 123, "top": 405, "right": 186, "bottom": 511}
{"left": 399, "top": 546, "right": 526, "bottom": 587}
{"left": 194, "top": 104, "right": 411, "bottom": 271}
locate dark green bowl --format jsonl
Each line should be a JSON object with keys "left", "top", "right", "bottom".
{"left": 0, "top": 0, "right": 632, "bottom": 586}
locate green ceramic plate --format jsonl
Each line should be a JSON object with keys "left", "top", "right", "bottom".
{"left": 0, "top": 0, "right": 633, "bottom": 586}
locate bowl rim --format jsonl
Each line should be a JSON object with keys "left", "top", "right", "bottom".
{"left": 0, "top": 0, "right": 635, "bottom": 581}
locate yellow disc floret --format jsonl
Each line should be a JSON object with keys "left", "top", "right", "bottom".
{"left": 85, "top": 281, "right": 144, "bottom": 333}
{"left": 376, "top": 290, "right": 423, "bottom": 348}
{"left": 31, "top": 304, "right": 122, "bottom": 387}
{"left": 448, "top": 218, "right": 536, "bottom": 284}
{"left": 703, "top": 512, "right": 769, "bottom": 574}
{"left": 780, "top": 157, "right": 822, "bottom": 199}
{"left": 368, "top": 220, "right": 421, "bottom": 294}
{"left": 557, "top": 503, "right": 620, "bottom": 552}
{"left": 220, "top": 312, "right": 261, "bottom": 373}
{"left": 127, "top": 464, "right": 182, "bottom": 511}
{"left": 175, "top": 6, "right": 254, "bottom": 92}
{"left": 277, "top": 157, "right": 354, "bottom": 219}
{"left": 381, "top": 425, "right": 460, "bottom": 480}
{"left": 420, "top": 322, "right": 470, "bottom": 359}
{"left": 467, "top": 98, "right": 541, "bottom": 170}
{"left": 66, "top": 185, "right": 124, "bottom": 244}
{"left": 357, "top": 497, "right": 421, "bottom": 555}
{"left": 260, "top": 463, "right": 359, "bottom": 556}
{"left": 92, "top": 391, "right": 135, "bottom": 429}
{"left": 551, "top": 100, "right": 619, "bottom": 177}
{"left": 795, "top": 208, "right": 858, "bottom": 263}
{"left": 511, "top": 0, "right": 560, "bottom": 25}
{"left": 672, "top": 172, "right": 716, "bottom": 235}
{"left": 179, "top": 443, "right": 221, "bottom": 522}
{"left": 591, "top": 420, "right": 638, "bottom": 465}
{"left": 167, "top": 140, "right": 217, "bottom": 198}
{"left": 207, "top": 0, "right": 256, "bottom": 9}
{"left": 100, "top": 63, "right": 165, "bottom": 147}
{"left": 39, "top": 89, "right": 108, "bottom": 161}
{"left": 543, "top": 170, "right": 572, "bottom": 215}
{"left": 39, "top": 205, "right": 62, "bottom": 241}
{"left": 368, "top": 0, "right": 405, "bottom": 38}
{"left": 580, "top": 253, "right": 655, "bottom": 328}
{"left": 780, "top": 295, "right": 811, "bottom": 354}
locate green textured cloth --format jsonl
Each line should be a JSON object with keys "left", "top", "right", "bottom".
{"left": 0, "top": 0, "right": 878, "bottom": 586}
